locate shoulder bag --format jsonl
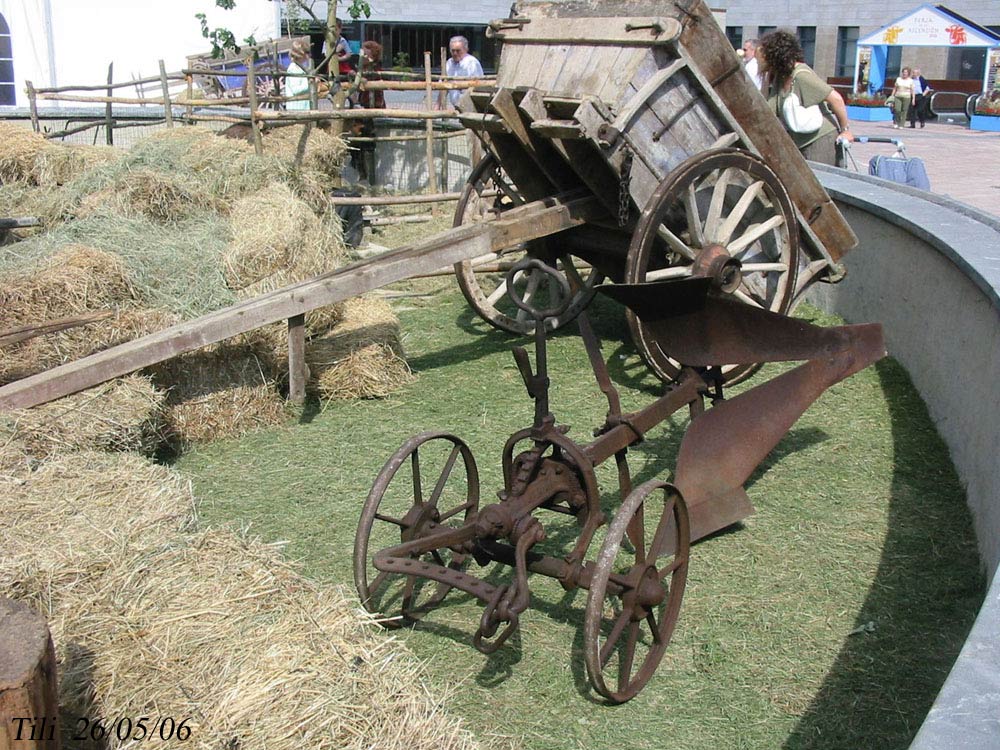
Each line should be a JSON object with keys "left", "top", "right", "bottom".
{"left": 780, "top": 68, "right": 824, "bottom": 134}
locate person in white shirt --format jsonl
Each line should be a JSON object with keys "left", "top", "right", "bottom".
{"left": 742, "top": 39, "right": 763, "bottom": 90}
{"left": 284, "top": 38, "right": 312, "bottom": 111}
{"left": 441, "top": 36, "right": 483, "bottom": 109}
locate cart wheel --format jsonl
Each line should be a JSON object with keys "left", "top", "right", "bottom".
{"left": 626, "top": 149, "right": 800, "bottom": 383}
{"left": 454, "top": 154, "right": 603, "bottom": 334}
{"left": 584, "top": 480, "right": 689, "bottom": 703}
{"left": 354, "top": 431, "right": 480, "bottom": 624}
{"left": 242, "top": 66, "right": 284, "bottom": 110}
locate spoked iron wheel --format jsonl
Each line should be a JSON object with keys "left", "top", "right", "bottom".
{"left": 626, "top": 149, "right": 800, "bottom": 383}
{"left": 453, "top": 154, "right": 603, "bottom": 334}
{"left": 584, "top": 480, "right": 690, "bottom": 703}
{"left": 354, "top": 431, "right": 480, "bottom": 625}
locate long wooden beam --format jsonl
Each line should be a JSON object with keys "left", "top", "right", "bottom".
{"left": 0, "top": 194, "right": 604, "bottom": 411}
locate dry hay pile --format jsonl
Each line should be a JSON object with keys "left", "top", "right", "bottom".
{"left": 0, "top": 125, "right": 407, "bottom": 447}
{"left": 306, "top": 296, "right": 414, "bottom": 400}
{"left": 0, "top": 453, "right": 481, "bottom": 750}
{"left": 0, "top": 122, "right": 119, "bottom": 188}
{"left": 149, "top": 336, "right": 286, "bottom": 447}
{"left": 224, "top": 182, "right": 346, "bottom": 301}
{"left": 0, "top": 245, "right": 179, "bottom": 384}
{"left": 0, "top": 376, "right": 165, "bottom": 464}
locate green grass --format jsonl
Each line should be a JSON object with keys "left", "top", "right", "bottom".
{"left": 174, "top": 262, "right": 983, "bottom": 749}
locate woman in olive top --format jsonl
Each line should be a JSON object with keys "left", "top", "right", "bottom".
{"left": 758, "top": 30, "right": 853, "bottom": 167}
{"left": 891, "top": 68, "right": 916, "bottom": 129}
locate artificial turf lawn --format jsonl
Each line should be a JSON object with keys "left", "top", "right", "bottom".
{"left": 175, "top": 281, "right": 983, "bottom": 750}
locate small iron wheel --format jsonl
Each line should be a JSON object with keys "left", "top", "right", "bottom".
{"left": 453, "top": 154, "right": 603, "bottom": 334}
{"left": 354, "top": 431, "right": 480, "bottom": 624}
{"left": 626, "top": 149, "right": 800, "bottom": 383}
{"left": 584, "top": 480, "right": 689, "bottom": 703}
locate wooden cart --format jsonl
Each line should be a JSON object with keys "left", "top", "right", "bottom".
{"left": 452, "top": 0, "right": 857, "bottom": 381}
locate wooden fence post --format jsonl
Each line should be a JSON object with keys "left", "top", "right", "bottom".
{"left": 185, "top": 74, "right": 194, "bottom": 124}
{"left": 246, "top": 56, "right": 263, "bottom": 156}
{"left": 287, "top": 314, "right": 306, "bottom": 403}
{"left": 158, "top": 59, "right": 173, "bottom": 127}
{"left": 423, "top": 51, "right": 438, "bottom": 213}
{"left": 105, "top": 63, "right": 114, "bottom": 145}
{"left": 25, "top": 81, "right": 40, "bottom": 133}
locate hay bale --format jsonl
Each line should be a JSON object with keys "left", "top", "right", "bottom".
{"left": 34, "top": 143, "right": 120, "bottom": 186}
{"left": 306, "top": 296, "right": 414, "bottom": 400}
{"left": 0, "top": 375, "right": 165, "bottom": 460}
{"left": 265, "top": 125, "right": 347, "bottom": 189}
{"left": 0, "top": 122, "right": 48, "bottom": 184}
{"left": 0, "top": 450, "right": 195, "bottom": 609}
{"left": 0, "top": 123, "right": 118, "bottom": 187}
{"left": 151, "top": 339, "right": 286, "bottom": 446}
{"left": 69, "top": 529, "right": 480, "bottom": 750}
{"left": 224, "top": 183, "right": 346, "bottom": 299}
{"left": 1, "top": 214, "right": 236, "bottom": 319}
{"left": 75, "top": 169, "right": 215, "bottom": 222}
{"left": 0, "top": 245, "right": 136, "bottom": 328}
{"left": 0, "top": 307, "right": 178, "bottom": 385}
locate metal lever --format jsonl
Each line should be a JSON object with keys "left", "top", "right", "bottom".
{"left": 505, "top": 259, "right": 571, "bottom": 427}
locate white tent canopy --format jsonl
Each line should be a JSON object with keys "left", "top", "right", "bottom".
{"left": 0, "top": 0, "right": 281, "bottom": 108}
{"left": 854, "top": 4, "right": 1000, "bottom": 94}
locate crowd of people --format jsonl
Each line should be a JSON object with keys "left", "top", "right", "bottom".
{"left": 742, "top": 30, "right": 853, "bottom": 167}
{"left": 740, "top": 29, "right": 942, "bottom": 165}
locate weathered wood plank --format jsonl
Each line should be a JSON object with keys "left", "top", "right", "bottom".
{"left": 0, "top": 195, "right": 606, "bottom": 411}
{"left": 489, "top": 16, "right": 682, "bottom": 45}
{"left": 597, "top": 47, "right": 653, "bottom": 108}
{"left": 491, "top": 88, "right": 579, "bottom": 190}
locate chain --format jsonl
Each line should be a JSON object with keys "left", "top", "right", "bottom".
{"left": 617, "top": 147, "right": 633, "bottom": 228}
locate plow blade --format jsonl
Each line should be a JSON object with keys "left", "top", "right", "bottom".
{"left": 674, "top": 323, "right": 886, "bottom": 542}
{"left": 601, "top": 280, "right": 872, "bottom": 367}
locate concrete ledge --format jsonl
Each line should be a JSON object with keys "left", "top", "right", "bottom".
{"left": 810, "top": 165, "right": 1000, "bottom": 749}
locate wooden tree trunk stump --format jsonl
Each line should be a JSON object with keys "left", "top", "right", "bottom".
{"left": 0, "top": 598, "right": 60, "bottom": 749}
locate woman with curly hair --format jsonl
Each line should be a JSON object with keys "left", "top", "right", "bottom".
{"left": 757, "top": 30, "right": 853, "bottom": 166}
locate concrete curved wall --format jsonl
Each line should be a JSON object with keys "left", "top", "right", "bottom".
{"left": 808, "top": 165, "right": 1000, "bottom": 749}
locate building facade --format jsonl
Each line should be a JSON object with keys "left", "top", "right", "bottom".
{"left": 714, "top": 1, "right": 1000, "bottom": 83}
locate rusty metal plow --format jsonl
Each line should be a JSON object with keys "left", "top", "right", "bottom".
{"left": 354, "top": 254, "right": 885, "bottom": 703}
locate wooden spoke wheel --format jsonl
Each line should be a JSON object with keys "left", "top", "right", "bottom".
{"left": 584, "top": 480, "right": 689, "bottom": 703}
{"left": 453, "top": 154, "right": 603, "bottom": 334}
{"left": 242, "top": 66, "right": 285, "bottom": 110}
{"left": 626, "top": 149, "right": 800, "bottom": 383}
{"left": 354, "top": 431, "right": 480, "bottom": 625}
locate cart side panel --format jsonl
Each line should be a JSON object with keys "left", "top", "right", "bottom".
{"left": 513, "top": 0, "right": 859, "bottom": 263}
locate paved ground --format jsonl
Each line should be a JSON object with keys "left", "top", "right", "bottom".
{"left": 840, "top": 117, "right": 1000, "bottom": 218}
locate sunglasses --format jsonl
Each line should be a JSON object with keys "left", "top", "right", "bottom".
{"left": 450, "top": 47, "right": 463, "bottom": 53}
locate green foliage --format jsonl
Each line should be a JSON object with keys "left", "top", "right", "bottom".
{"left": 392, "top": 51, "right": 411, "bottom": 71}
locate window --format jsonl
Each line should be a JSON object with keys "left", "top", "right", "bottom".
{"left": 726, "top": 26, "right": 743, "bottom": 50}
{"left": 835, "top": 26, "right": 859, "bottom": 78}
{"left": 758, "top": 26, "right": 776, "bottom": 39}
{"left": 360, "top": 23, "right": 497, "bottom": 72}
{"left": 0, "top": 14, "right": 13, "bottom": 106}
{"left": 797, "top": 26, "right": 816, "bottom": 67}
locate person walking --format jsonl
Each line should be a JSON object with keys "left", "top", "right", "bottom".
{"left": 909, "top": 67, "right": 930, "bottom": 128}
{"left": 440, "top": 36, "right": 483, "bottom": 110}
{"left": 891, "top": 67, "right": 915, "bottom": 129}
{"left": 757, "top": 30, "right": 853, "bottom": 166}
{"left": 742, "top": 39, "right": 763, "bottom": 90}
